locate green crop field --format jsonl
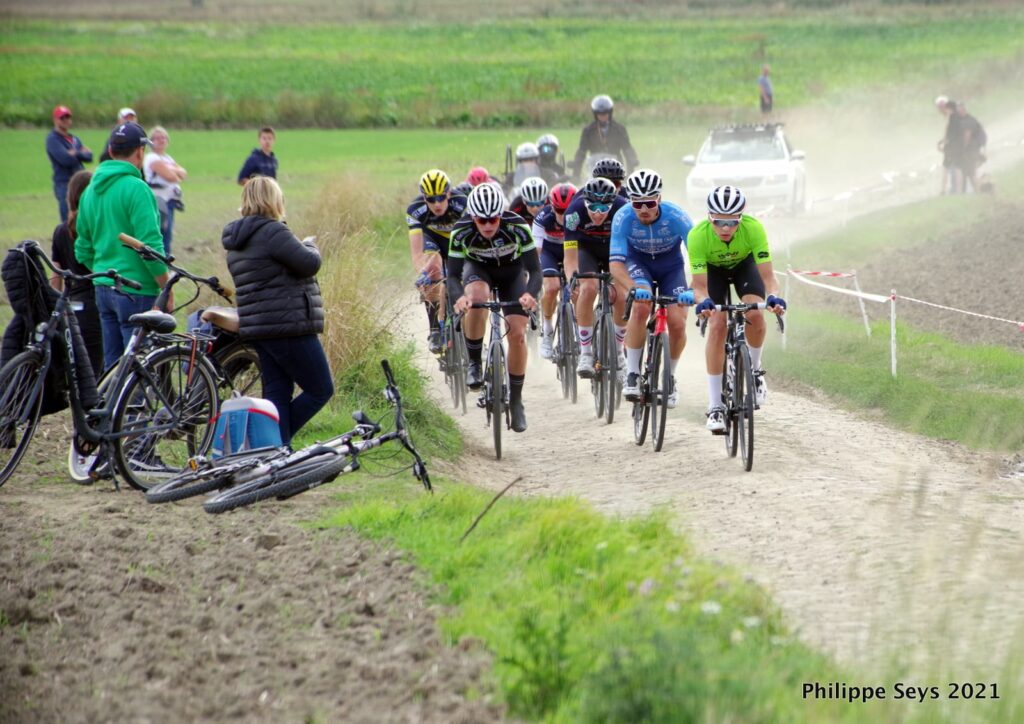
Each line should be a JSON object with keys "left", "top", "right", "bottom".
{"left": 3, "top": 5, "right": 1024, "bottom": 127}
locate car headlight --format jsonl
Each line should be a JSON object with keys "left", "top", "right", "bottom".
{"left": 764, "top": 174, "right": 790, "bottom": 185}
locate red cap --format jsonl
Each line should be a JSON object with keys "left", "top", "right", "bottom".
{"left": 52, "top": 105, "right": 72, "bottom": 120}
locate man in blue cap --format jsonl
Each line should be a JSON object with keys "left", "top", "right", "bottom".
{"left": 75, "top": 121, "right": 172, "bottom": 367}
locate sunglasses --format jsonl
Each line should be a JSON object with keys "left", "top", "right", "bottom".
{"left": 631, "top": 198, "right": 660, "bottom": 210}
{"left": 586, "top": 201, "right": 612, "bottom": 213}
{"left": 525, "top": 201, "right": 544, "bottom": 208}
{"left": 424, "top": 194, "right": 447, "bottom": 204}
{"left": 474, "top": 216, "right": 500, "bottom": 225}
{"left": 711, "top": 217, "right": 741, "bottom": 228}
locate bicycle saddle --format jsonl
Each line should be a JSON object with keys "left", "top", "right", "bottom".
{"left": 128, "top": 310, "right": 177, "bottom": 334}
{"left": 200, "top": 305, "right": 240, "bottom": 333}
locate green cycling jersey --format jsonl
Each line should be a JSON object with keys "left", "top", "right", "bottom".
{"left": 687, "top": 215, "right": 771, "bottom": 274}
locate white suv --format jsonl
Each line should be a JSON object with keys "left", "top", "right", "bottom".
{"left": 683, "top": 123, "right": 807, "bottom": 214}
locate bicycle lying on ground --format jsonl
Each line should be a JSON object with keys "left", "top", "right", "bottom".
{"left": 144, "top": 360, "right": 431, "bottom": 511}
{"left": 573, "top": 271, "right": 621, "bottom": 424}
{"left": 699, "top": 295, "right": 785, "bottom": 472}
{"left": 0, "top": 239, "right": 229, "bottom": 490}
{"left": 624, "top": 287, "right": 680, "bottom": 453}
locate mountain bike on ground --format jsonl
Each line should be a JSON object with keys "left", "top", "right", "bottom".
{"left": 573, "top": 271, "right": 621, "bottom": 424}
{"left": 0, "top": 239, "right": 228, "bottom": 491}
{"left": 551, "top": 270, "right": 579, "bottom": 404}
{"left": 698, "top": 294, "right": 784, "bottom": 472}
{"left": 160, "top": 359, "right": 432, "bottom": 513}
{"left": 624, "top": 287, "right": 678, "bottom": 453}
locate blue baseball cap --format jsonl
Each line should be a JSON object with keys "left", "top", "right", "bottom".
{"left": 109, "top": 121, "right": 150, "bottom": 151}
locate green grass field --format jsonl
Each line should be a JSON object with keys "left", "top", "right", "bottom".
{"left": 3, "top": 5, "right": 1024, "bottom": 127}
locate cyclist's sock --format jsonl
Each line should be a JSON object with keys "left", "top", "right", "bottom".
{"left": 708, "top": 374, "right": 723, "bottom": 408}
{"left": 614, "top": 324, "right": 627, "bottom": 346}
{"left": 749, "top": 344, "right": 764, "bottom": 371}
{"left": 509, "top": 373, "right": 525, "bottom": 402}
{"left": 466, "top": 337, "right": 483, "bottom": 365}
{"left": 670, "top": 355, "right": 680, "bottom": 375}
{"left": 626, "top": 347, "right": 643, "bottom": 375}
{"left": 579, "top": 325, "right": 593, "bottom": 349}
{"left": 424, "top": 301, "right": 439, "bottom": 330}
{"left": 542, "top": 317, "right": 554, "bottom": 337}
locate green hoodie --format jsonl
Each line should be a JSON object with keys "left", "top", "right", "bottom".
{"left": 75, "top": 159, "right": 166, "bottom": 296}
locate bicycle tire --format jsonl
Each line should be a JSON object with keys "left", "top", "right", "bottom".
{"left": 724, "top": 348, "right": 739, "bottom": 458}
{"left": 603, "top": 314, "right": 618, "bottom": 425}
{"left": 591, "top": 316, "right": 606, "bottom": 419}
{"left": 0, "top": 350, "right": 46, "bottom": 487}
{"left": 555, "top": 307, "right": 571, "bottom": 401}
{"left": 562, "top": 300, "right": 578, "bottom": 404}
{"left": 146, "top": 461, "right": 245, "bottom": 503}
{"left": 217, "top": 341, "right": 264, "bottom": 398}
{"left": 737, "top": 343, "right": 756, "bottom": 471}
{"left": 632, "top": 342, "right": 649, "bottom": 446}
{"left": 204, "top": 452, "right": 348, "bottom": 514}
{"left": 111, "top": 347, "right": 220, "bottom": 491}
{"left": 650, "top": 331, "right": 669, "bottom": 452}
{"left": 450, "top": 321, "right": 468, "bottom": 415}
{"left": 490, "top": 342, "right": 504, "bottom": 460}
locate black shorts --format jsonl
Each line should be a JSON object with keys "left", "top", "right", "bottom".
{"left": 462, "top": 260, "right": 529, "bottom": 316}
{"left": 421, "top": 232, "right": 450, "bottom": 261}
{"left": 577, "top": 241, "right": 609, "bottom": 276}
{"left": 707, "top": 254, "right": 766, "bottom": 304}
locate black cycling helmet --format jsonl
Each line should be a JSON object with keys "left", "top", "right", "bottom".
{"left": 592, "top": 157, "right": 626, "bottom": 182}
{"left": 582, "top": 177, "right": 617, "bottom": 204}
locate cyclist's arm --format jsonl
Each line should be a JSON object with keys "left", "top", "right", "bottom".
{"left": 530, "top": 218, "right": 546, "bottom": 254}
{"left": 756, "top": 261, "right": 780, "bottom": 298}
{"left": 408, "top": 228, "right": 426, "bottom": 273}
{"left": 562, "top": 243, "right": 579, "bottom": 282}
{"left": 445, "top": 256, "right": 465, "bottom": 303}
{"left": 522, "top": 248, "right": 542, "bottom": 300}
{"left": 690, "top": 272, "right": 709, "bottom": 303}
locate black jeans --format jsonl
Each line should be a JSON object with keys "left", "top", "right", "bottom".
{"left": 252, "top": 335, "right": 334, "bottom": 446}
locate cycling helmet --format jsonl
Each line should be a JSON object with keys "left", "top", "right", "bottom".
{"left": 591, "top": 94, "right": 614, "bottom": 115}
{"left": 592, "top": 157, "right": 626, "bottom": 182}
{"left": 707, "top": 185, "right": 746, "bottom": 215}
{"left": 582, "top": 177, "right": 617, "bottom": 204}
{"left": 467, "top": 166, "right": 490, "bottom": 186}
{"left": 467, "top": 183, "right": 505, "bottom": 218}
{"left": 548, "top": 182, "right": 577, "bottom": 212}
{"left": 624, "top": 169, "right": 663, "bottom": 199}
{"left": 452, "top": 181, "right": 473, "bottom": 197}
{"left": 515, "top": 142, "right": 540, "bottom": 162}
{"left": 419, "top": 169, "right": 450, "bottom": 197}
{"left": 536, "top": 133, "right": 559, "bottom": 159}
{"left": 520, "top": 176, "right": 549, "bottom": 205}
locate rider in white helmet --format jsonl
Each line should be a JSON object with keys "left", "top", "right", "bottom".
{"left": 535, "top": 133, "right": 569, "bottom": 185}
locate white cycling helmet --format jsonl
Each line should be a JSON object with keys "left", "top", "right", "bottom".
{"left": 624, "top": 169, "right": 663, "bottom": 199}
{"left": 467, "top": 183, "right": 505, "bottom": 218}
{"left": 707, "top": 185, "right": 746, "bottom": 215}
{"left": 515, "top": 142, "right": 540, "bottom": 162}
{"left": 591, "top": 94, "right": 614, "bottom": 114}
{"left": 536, "top": 133, "right": 559, "bottom": 151}
{"left": 520, "top": 176, "right": 549, "bottom": 205}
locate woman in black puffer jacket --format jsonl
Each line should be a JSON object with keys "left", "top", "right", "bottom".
{"left": 222, "top": 176, "right": 333, "bottom": 445}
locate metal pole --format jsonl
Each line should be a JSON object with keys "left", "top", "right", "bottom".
{"left": 852, "top": 270, "right": 871, "bottom": 338}
{"left": 890, "top": 290, "right": 897, "bottom": 379}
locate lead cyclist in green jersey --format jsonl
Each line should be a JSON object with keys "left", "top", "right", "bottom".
{"left": 689, "top": 185, "right": 786, "bottom": 432}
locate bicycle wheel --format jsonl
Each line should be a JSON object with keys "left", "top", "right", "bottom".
{"left": 204, "top": 451, "right": 348, "bottom": 514}
{"left": 490, "top": 342, "right": 504, "bottom": 460}
{"left": 217, "top": 341, "right": 264, "bottom": 398}
{"left": 650, "top": 332, "right": 669, "bottom": 452}
{"left": 146, "top": 461, "right": 245, "bottom": 503}
{"left": 736, "top": 343, "right": 756, "bottom": 471}
{"left": 111, "top": 347, "right": 220, "bottom": 491}
{"left": 631, "top": 344, "right": 649, "bottom": 446}
{"left": 591, "top": 317, "right": 606, "bottom": 419}
{"left": 602, "top": 313, "right": 618, "bottom": 425}
{"left": 448, "top": 321, "right": 468, "bottom": 415}
{"left": 724, "top": 349, "right": 739, "bottom": 458}
{"left": 0, "top": 350, "right": 45, "bottom": 487}
{"left": 68, "top": 364, "right": 117, "bottom": 484}
{"left": 562, "top": 301, "right": 578, "bottom": 404}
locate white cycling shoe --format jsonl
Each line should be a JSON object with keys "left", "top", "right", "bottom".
{"left": 623, "top": 372, "right": 642, "bottom": 402}
{"left": 754, "top": 369, "right": 767, "bottom": 406}
{"left": 577, "top": 351, "right": 595, "bottom": 378}
{"left": 539, "top": 333, "right": 554, "bottom": 360}
{"left": 706, "top": 405, "right": 726, "bottom": 433}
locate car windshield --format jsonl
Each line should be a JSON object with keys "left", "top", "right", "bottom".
{"left": 699, "top": 135, "right": 787, "bottom": 163}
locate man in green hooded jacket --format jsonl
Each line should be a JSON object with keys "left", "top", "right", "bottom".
{"left": 76, "top": 121, "right": 172, "bottom": 368}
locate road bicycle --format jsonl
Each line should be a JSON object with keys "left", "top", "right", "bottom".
{"left": 624, "top": 288, "right": 679, "bottom": 453}
{"left": 149, "top": 359, "right": 431, "bottom": 512}
{"left": 0, "top": 239, "right": 228, "bottom": 491}
{"left": 433, "top": 279, "right": 468, "bottom": 415}
{"left": 699, "top": 295, "right": 785, "bottom": 472}
{"left": 573, "top": 271, "right": 621, "bottom": 424}
{"left": 551, "top": 270, "right": 579, "bottom": 403}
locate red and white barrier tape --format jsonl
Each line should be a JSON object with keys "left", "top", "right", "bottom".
{"left": 790, "top": 269, "right": 856, "bottom": 278}
{"left": 896, "top": 295, "right": 1024, "bottom": 332}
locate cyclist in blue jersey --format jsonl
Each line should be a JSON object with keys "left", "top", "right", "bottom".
{"left": 610, "top": 169, "right": 695, "bottom": 409}
{"left": 563, "top": 177, "right": 628, "bottom": 378}
{"left": 406, "top": 169, "right": 468, "bottom": 354}
{"left": 531, "top": 182, "right": 577, "bottom": 360}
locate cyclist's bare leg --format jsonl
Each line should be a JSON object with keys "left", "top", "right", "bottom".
{"left": 624, "top": 294, "right": 651, "bottom": 376}
{"left": 666, "top": 304, "right": 688, "bottom": 361}
{"left": 704, "top": 313, "right": 727, "bottom": 374}
{"left": 741, "top": 294, "right": 767, "bottom": 349}
{"left": 462, "top": 281, "right": 490, "bottom": 340}
{"left": 541, "top": 276, "right": 560, "bottom": 330}
{"left": 506, "top": 315, "right": 528, "bottom": 375}
{"left": 576, "top": 278, "right": 598, "bottom": 328}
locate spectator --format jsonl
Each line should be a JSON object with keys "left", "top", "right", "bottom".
{"left": 954, "top": 101, "right": 987, "bottom": 194}
{"left": 937, "top": 98, "right": 965, "bottom": 194}
{"left": 45, "top": 105, "right": 93, "bottom": 223}
{"left": 934, "top": 95, "right": 956, "bottom": 194}
{"left": 571, "top": 95, "right": 639, "bottom": 181}
{"left": 221, "top": 177, "right": 332, "bottom": 446}
{"left": 143, "top": 125, "right": 187, "bottom": 254}
{"left": 237, "top": 126, "right": 278, "bottom": 185}
{"left": 75, "top": 121, "right": 171, "bottom": 369}
{"left": 49, "top": 170, "right": 103, "bottom": 375}
{"left": 99, "top": 107, "right": 139, "bottom": 163}
{"left": 758, "top": 64, "right": 774, "bottom": 115}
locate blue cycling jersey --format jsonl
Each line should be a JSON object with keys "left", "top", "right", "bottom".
{"left": 609, "top": 200, "right": 693, "bottom": 263}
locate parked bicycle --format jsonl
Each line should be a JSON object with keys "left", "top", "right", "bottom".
{"left": 699, "top": 295, "right": 784, "bottom": 471}
{"left": 551, "top": 270, "right": 579, "bottom": 403}
{"left": 0, "top": 240, "right": 227, "bottom": 491}
{"left": 573, "top": 271, "right": 621, "bottom": 424}
{"left": 145, "top": 359, "right": 431, "bottom": 512}
{"left": 624, "top": 287, "right": 679, "bottom": 453}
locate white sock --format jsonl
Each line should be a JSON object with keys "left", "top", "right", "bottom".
{"left": 749, "top": 344, "right": 763, "bottom": 371}
{"left": 579, "top": 325, "right": 593, "bottom": 350}
{"left": 670, "top": 356, "right": 680, "bottom": 375}
{"left": 614, "top": 324, "right": 627, "bottom": 345}
{"left": 543, "top": 317, "right": 554, "bottom": 336}
{"left": 708, "top": 374, "right": 723, "bottom": 409}
{"left": 626, "top": 347, "right": 643, "bottom": 375}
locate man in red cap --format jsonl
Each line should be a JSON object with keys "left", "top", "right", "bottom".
{"left": 46, "top": 105, "right": 93, "bottom": 222}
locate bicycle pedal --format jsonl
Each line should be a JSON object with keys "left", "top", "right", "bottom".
{"left": 710, "top": 429, "right": 727, "bottom": 436}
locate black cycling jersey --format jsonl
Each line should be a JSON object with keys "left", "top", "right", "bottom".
{"left": 446, "top": 211, "right": 542, "bottom": 302}
{"left": 405, "top": 193, "right": 468, "bottom": 257}
{"left": 563, "top": 194, "right": 627, "bottom": 245}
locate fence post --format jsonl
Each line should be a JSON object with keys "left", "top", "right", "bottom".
{"left": 852, "top": 270, "right": 871, "bottom": 338}
{"left": 890, "top": 289, "right": 898, "bottom": 379}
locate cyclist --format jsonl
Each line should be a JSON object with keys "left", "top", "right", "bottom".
{"left": 690, "top": 185, "right": 786, "bottom": 432}
{"left": 571, "top": 95, "right": 640, "bottom": 181}
{"left": 508, "top": 176, "right": 549, "bottom": 226}
{"left": 610, "top": 169, "right": 695, "bottom": 409}
{"left": 536, "top": 133, "right": 569, "bottom": 185}
{"left": 406, "top": 169, "right": 468, "bottom": 354}
{"left": 531, "top": 182, "right": 577, "bottom": 360}
{"left": 448, "top": 184, "right": 542, "bottom": 433}
{"left": 562, "top": 176, "right": 628, "bottom": 378}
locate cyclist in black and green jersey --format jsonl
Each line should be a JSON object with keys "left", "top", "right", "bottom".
{"left": 689, "top": 185, "right": 786, "bottom": 432}
{"left": 448, "top": 183, "right": 542, "bottom": 433}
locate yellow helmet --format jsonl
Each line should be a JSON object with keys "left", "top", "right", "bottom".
{"left": 419, "top": 169, "right": 451, "bottom": 197}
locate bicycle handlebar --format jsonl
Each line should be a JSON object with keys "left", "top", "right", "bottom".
{"left": 623, "top": 289, "right": 684, "bottom": 321}
{"left": 24, "top": 240, "right": 142, "bottom": 292}
{"left": 119, "top": 233, "right": 234, "bottom": 301}
{"left": 697, "top": 303, "right": 786, "bottom": 336}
